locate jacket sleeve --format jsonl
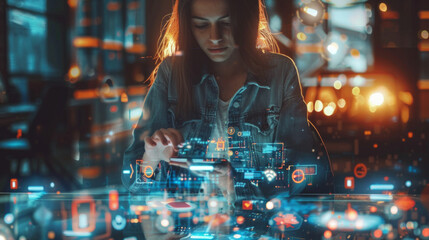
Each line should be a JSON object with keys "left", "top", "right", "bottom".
{"left": 274, "top": 57, "right": 334, "bottom": 196}
{"left": 121, "top": 60, "right": 172, "bottom": 193}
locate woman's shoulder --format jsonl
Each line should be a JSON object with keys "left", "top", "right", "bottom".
{"left": 265, "top": 52, "right": 296, "bottom": 70}
{"left": 159, "top": 56, "right": 174, "bottom": 71}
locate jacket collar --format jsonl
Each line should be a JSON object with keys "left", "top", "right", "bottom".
{"left": 196, "top": 66, "right": 270, "bottom": 89}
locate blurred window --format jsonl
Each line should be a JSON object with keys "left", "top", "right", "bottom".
{"left": 5, "top": 0, "right": 66, "bottom": 103}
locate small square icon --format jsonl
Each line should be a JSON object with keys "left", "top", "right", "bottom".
{"left": 10, "top": 179, "right": 18, "bottom": 190}
{"left": 242, "top": 200, "right": 253, "bottom": 210}
{"left": 345, "top": 177, "right": 355, "bottom": 189}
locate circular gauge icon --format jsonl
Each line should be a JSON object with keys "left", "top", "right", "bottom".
{"left": 144, "top": 166, "right": 154, "bottom": 178}
{"left": 227, "top": 127, "right": 235, "bottom": 135}
{"left": 292, "top": 169, "right": 305, "bottom": 184}
{"left": 354, "top": 163, "right": 367, "bottom": 178}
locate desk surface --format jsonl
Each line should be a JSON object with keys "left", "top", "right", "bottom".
{"left": 1, "top": 190, "right": 428, "bottom": 240}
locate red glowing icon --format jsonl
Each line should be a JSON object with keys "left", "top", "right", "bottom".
{"left": 10, "top": 179, "right": 18, "bottom": 190}
{"left": 354, "top": 163, "right": 367, "bottom": 178}
{"left": 344, "top": 176, "right": 355, "bottom": 189}
{"left": 292, "top": 169, "right": 305, "bottom": 184}
{"left": 109, "top": 190, "right": 119, "bottom": 211}
{"left": 242, "top": 200, "right": 253, "bottom": 210}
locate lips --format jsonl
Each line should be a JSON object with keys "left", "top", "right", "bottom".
{"left": 208, "top": 47, "right": 228, "bottom": 54}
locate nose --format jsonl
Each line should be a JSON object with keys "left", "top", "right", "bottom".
{"left": 209, "top": 24, "right": 222, "bottom": 44}
{"left": 210, "top": 39, "right": 222, "bottom": 45}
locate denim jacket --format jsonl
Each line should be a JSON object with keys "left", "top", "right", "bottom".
{"left": 122, "top": 53, "right": 333, "bottom": 197}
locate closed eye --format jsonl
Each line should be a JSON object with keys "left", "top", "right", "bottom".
{"left": 194, "top": 24, "right": 209, "bottom": 29}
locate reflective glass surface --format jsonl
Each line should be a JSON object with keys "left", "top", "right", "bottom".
{"left": 7, "top": 9, "right": 63, "bottom": 75}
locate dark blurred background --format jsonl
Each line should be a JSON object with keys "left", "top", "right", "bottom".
{"left": 0, "top": 0, "right": 428, "bottom": 194}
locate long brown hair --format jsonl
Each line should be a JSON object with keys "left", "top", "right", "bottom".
{"left": 148, "top": 0, "right": 279, "bottom": 119}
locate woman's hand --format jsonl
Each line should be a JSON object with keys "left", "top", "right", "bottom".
{"left": 143, "top": 128, "right": 184, "bottom": 165}
{"left": 170, "top": 160, "right": 236, "bottom": 206}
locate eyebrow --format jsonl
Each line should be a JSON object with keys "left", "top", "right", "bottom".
{"left": 191, "top": 14, "right": 230, "bottom": 21}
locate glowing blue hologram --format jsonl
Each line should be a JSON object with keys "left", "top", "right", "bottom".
{"left": 405, "top": 180, "right": 412, "bottom": 187}
{"left": 127, "top": 108, "right": 142, "bottom": 121}
{"left": 189, "top": 233, "right": 214, "bottom": 239}
{"left": 190, "top": 165, "right": 214, "bottom": 171}
{"left": 308, "top": 211, "right": 384, "bottom": 231}
{"left": 112, "top": 214, "right": 126, "bottom": 231}
{"left": 28, "top": 186, "right": 44, "bottom": 191}
{"left": 33, "top": 206, "right": 53, "bottom": 226}
{"left": 384, "top": 204, "right": 403, "bottom": 220}
{"left": 241, "top": 131, "right": 251, "bottom": 137}
{"left": 155, "top": 215, "right": 174, "bottom": 233}
{"left": 123, "top": 237, "right": 138, "bottom": 240}
{"left": 370, "top": 184, "right": 394, "bottom": 190}
{"left": 263, "top": 169, "right": 277, "bottom": 182}
{"left": 4, "top": 213, "right": 14, "bottom": 225}
{"left": 63, "top": 231, "right": 92, "bottom": 237}
{"left": 79, "top": 213, "right": 88, "bottom": 228}
{"left": 370, "top": 194, "right": 393, "bottom": 201}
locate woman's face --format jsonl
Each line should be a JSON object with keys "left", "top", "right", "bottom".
{"left": 191, "top": 0, "right": 237, "bottom": 63}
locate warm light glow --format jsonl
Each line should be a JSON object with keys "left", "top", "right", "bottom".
{"left": 160, "top": 219, "right": 170, "bottom": 227}
{"left": 401, "top": 106, "right": 410, "bottom": 123}
{"left": 266, "top": 201, "right": 274, "bottom": 210}
{"left": 350, "top": 48, "right": 360, "bottom": 58}
{"left": 307, "top": 101, "right": 314, "bottom": 112}
{"left": 355, "top": 219, "right": 364, "bottom": 229}
{"left": 303, "top": 6, "right": 318, "bottom": 17}
{"left": 406, "top": 221, "right": 414, "bottom": 229}
{"left": 346, "top": 207, "right": 358, "bottom": 220}
{"left": 297, "top": 32, "right": 307, "bottom": 41}
{"left": 390, "top": 205, "right": 399, "bottom": 215}
{"left": 69, "top": 66, "right": 81, "bottom": 78}
{"left": 327, "top": 42, "right": 339, "bottom": 55}
{"left": 333, "top": 80, "right": 342, "bottom": 90}
{"left": 337, "top": 98, "right": 346, "bottom": 108}
{"left": 399, "top": 91, "right": 413, "bottom": 105}
{"left": 421, "top": 30, "right": 429, "bottom": 39}
{"left": 68, "top": 0, "right": 78, "bottom": 8}
{"left": 352, "top": 87, "right": 360, "bottom": 96}
{"left": 163, "top": 34, "right": 177, "bottom": 58}
{"left": 121, "top": 92, "right": 128, "bottom": 102}
{"left": 369, "top": 105, "right": 377, "bottom": 113}
{"left": 373, "top": 229, "right": 383, "bottom": 238}
{"left": 315, "top": 100, "right": 323, "bottom": 112}
{"left": 324, "top": 230, "right": 332, "bottom": 239}
{"left": 422, "top": 227, "right": 429, "bottom": 237}
{"left": 73, "top": 37, "right": 100, "bottom": 48}
{"left": 236, "top": 216, "right": 245, "bottom": 224}
{"left": 323, "top": 105, "right": 335, "bottom": 116}
{"left": 369, "top": 92, "right": 385, "bottom": 106}
{"left": 327, "top": 219, "right": 338, "bottom": 230}
{"left": 379, "top": 3, "right": 387, "bottom": 12}
{"left": 209, "top": 199, "right": 218, "bottom": 208}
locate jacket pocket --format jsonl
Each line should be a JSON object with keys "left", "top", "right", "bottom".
{"left": 244, "top": 105, "right": 280, "bottom": 136}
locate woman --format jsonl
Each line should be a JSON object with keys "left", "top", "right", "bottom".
{"left": 122, "top": 0, "right": 333, "bottom": 203}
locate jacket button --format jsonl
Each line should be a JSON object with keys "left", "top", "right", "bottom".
{"left": 233, "top": 102, "right": 240, "bottom": 108}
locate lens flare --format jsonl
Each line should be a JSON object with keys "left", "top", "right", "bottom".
{"left": 369, "top": 92, "right": 384, "bottom": 106}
